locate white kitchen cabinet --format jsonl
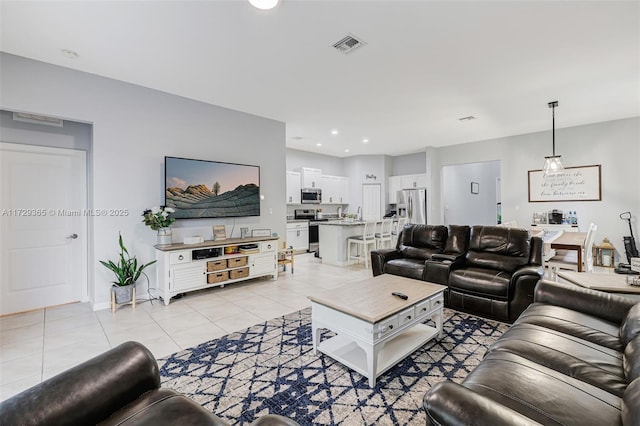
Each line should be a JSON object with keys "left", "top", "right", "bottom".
{"left": 400, "top": 174, "right": 427, "bottom": 189}
{"left": 298, "top": 167, "right": 322, "bottom": 189}
{"left": 286, "top": 171, "right": 301, "bottom": 204}
{"left": 388, "top": 176, "right": 402, "bottom": 204}
{"left": 337, "top": 176, "right": 349, "bottom": 204}
{"left": 286, "top": 222, "right": 309, "bottom": 251}
{"left": 321, "top": 175, "right": 349, "bottom": 204}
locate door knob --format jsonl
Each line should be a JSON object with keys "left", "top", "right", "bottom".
{"left": 67, "top": 234, "right": 78, "bottom": 239}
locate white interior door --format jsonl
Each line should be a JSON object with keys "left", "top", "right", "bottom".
{"left": 362, "top": 184, "right": 381, "bottom": 221}
{"left": 1, "top": 143, "right": 87, "bottom": 315}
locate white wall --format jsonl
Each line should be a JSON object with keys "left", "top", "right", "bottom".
{"left": 442, "top": 160, "right": 500, "bottom": 225}
{"left": 0, "top": 53, "right": 286, "bottom": 309}
{"left": 428, "top": 117, "right": 640, "bottom": 262}
{"left": 286, "top": 148, "right": 345, "bottom": 176}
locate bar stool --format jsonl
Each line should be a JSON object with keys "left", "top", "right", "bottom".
{"left": 375, "top": 218, "right": 393, "bottom": 249}
{"left": 347, "top": 221, "right": 377, "bottom": 268}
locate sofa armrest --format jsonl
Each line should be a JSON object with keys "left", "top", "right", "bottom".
{"left": 423, "top": 381, "right": 542, "bottom": 426}
{"left": 508, "top": 266, "right": 544, "bottom": 322}
{"left": 432, "top": 253, "right": 464, "bottom": 263}
{"left": 511, "top": 265, "right": 543, "bottom": 282}
{"left": 0, "top": 341, "right": 161, "bottom": 426}
{"left": 371, "top": 249, "right": 403, "bottom": 276}
{"left": 534, "top": 280, "right": 637, "bottom": 324}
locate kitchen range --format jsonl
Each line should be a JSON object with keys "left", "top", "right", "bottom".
{"left": 294, "top": 209, "right": 328, "bottom": 253}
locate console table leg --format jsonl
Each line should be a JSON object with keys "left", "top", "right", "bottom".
{"left": 312, "top": 321, "right": 319, "bottom": 355}
{"left": 365, "top": 344, "right": 378, "bottom": 387}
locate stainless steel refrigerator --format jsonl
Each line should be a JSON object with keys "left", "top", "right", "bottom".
{"left": 397, "top": 188, "right": 428, "bottom": 224}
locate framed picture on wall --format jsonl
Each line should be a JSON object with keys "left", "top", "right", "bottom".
{"left": 528, "top": 165, "right": 601, "bottom": 202}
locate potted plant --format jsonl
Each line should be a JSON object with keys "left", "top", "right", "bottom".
{"left": 100, "top": 233, "right": 156, "bottom": 304}
{"left": 142, "top": 206, "right": 176, "bottom": 245}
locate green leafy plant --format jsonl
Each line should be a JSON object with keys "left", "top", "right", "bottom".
{"left": 142, "top": 206, "right": 176, "bottom": 231}
{"left": 99, "top": 233, "right": 157, "bottom": 287}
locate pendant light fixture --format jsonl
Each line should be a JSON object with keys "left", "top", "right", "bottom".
{"left": 249, "top": 0, "right": 279, "bottom": 10}
{"left": 542, "top": 100, "right": 564, "bottom": 176}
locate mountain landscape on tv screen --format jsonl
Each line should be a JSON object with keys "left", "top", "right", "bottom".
{"left": 166, "top": 183, "right": 259, "bottom": 218}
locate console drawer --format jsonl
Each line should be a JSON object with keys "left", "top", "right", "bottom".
{"left": 398, "top": 307, "right": 416, "bottom": 326}
{"left": 170, "top": 251, "right": 190, "bottom": 265}
{"left": 207, "top": 271, "right": 229, "bottom": 284}
{"left": 230, "top": 267, "right": 249, "bottom": 279}
{"left": 207, "top": 259, "right": 226, "bottom": 271}
{"left": 227, "top": 256, "right": 248, "bottom": 268}
{"left": 375, "top": 315, "right": 398, "bottom": 339}
{"left": 431, "top": 294, "right": 444, "bottom": 310}
{"left": 416, "top": 299, "right": 432, "bottom": 317}
{"left": 261, "top": 241, "right": 277, "bottom": 253}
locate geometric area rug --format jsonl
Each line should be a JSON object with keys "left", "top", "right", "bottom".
{"left": 158, "top": 307, "right": 509, "bottom": 425}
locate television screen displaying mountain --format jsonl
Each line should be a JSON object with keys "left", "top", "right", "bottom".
{"left": 164, "top": 156, "right": 260, "bottom": 219}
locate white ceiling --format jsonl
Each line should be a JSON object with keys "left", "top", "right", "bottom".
{"left": 1, "top": 1, "right": 638, "bottom": 157}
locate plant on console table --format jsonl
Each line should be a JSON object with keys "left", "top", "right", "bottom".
{"left": 99, "top": 233, "right": 156, "bottom": 304}
{"left": 142, "top": 206, "right": 176, "bottom": 246}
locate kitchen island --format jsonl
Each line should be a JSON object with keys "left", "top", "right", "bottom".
{"left": 318, "top": 220, "right": 366, "bottom": 266}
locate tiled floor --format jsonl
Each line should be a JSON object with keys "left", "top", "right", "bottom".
{"left": 0, "top": 253, "right": 372, "bottom": 401}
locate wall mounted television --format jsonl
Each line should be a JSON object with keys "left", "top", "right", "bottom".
{"left": 164, "top": 156, "right": 260, "bottom": 219}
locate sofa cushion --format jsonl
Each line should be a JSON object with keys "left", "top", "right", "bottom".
{"left": 516, "top": 303, "right": 623, "bottom": 351}
{"left": 398, "top": 224, "right": 447, "bottom": 260}
{"left": 466, "top": 226, "right": 531, "bottom": 273}
{"left": 489, "top": 322, "right": 626, "bottom": 397}
{"left": 461, "top": 351, "right": 622, "bottom": 425}
{"left": 385, "top": 258, "right": 425, "bottom": 280}
{"left": 620, "top": 303, "right": 640, "bottom": 347}
{"left": 449, "top": 267, "right": 511, "bottom": 299}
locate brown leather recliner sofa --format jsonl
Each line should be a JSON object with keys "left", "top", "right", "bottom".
{"left": 424, "top": 280, "right": 640, "bottom": 425}
{"left": 0, "top": 341, "right": 299, "bottom": 426}
{"left": 372, "top": 224, "right": 543, "bottom": 323}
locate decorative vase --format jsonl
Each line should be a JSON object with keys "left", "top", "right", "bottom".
{"left": 112, "top": 284, "right": 134, "bottom": 304}
{"left": 157, "top": 227, "right": 172, "bottom": 246}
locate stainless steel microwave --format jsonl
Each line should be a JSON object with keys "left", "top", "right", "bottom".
{"left": 301, "top": 188, "right": 322, "bottom": 204}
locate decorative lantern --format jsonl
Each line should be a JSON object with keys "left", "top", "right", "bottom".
{"left": 597, "top": 238, "right": 615, "bottom": 268}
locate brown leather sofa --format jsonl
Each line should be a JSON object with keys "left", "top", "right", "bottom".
{"left": 0, "top": 341, "right": 299, "bottom": 426}
{"left": 444, "top": 225, "right": 543, "bottom": 322}
{"left": 371, "top": 224, "right": 453, "bottom": 280}
{"left": 424, "top": 280, "right": 640, "bottom": 425}
{"left": 372, "top": 224, "right": 543, "bottom": 322}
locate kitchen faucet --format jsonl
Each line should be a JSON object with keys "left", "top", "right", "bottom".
{"left": 356, "top": 206, "right": 361, "bottom": 220}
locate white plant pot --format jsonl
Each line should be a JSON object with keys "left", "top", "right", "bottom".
{"left": 157, "top": 227, "right": 172, "bottom": 246}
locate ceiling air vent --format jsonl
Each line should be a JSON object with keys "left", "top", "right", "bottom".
{"left": 332, "top": 33, "right": 366, "bottom": 54}
{"left": 13, "top": 112, "right": 64, "bottom": 127}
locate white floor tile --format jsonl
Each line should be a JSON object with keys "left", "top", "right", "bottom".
{"left": 0, "top": 252, "right": 371, "bottom": 401}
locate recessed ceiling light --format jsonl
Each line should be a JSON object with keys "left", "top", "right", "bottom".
{"left": 249, "top": 0, "right": 279, "bottom": 10}
{"left": 61, "top": 49, "right": 78, "bottom": 59}
{"left": 458, "top": 115, "right": 477, "bottom": 121}
{"left": 330, "top": 129, "right": 339, "bottom": 135}
{"left": 344, "top": 148, "right": 350, "bottom": 153}
{"left": 362, "top": 138, "right": 369, "bottom": 144}
{"left": 316, "top": 143, "right": 322, "bottom": 147}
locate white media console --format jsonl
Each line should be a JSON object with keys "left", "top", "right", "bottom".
{"left": 155, "top": 236, "right": 278, "bottom": 305}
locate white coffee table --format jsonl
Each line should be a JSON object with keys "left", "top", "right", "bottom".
{"left": 308, "top": 275, "right": 446, "bottom": 387}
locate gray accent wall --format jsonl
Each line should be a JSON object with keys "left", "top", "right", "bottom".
{"left": 1, "top": 53, "right": 286, "bottom": 309}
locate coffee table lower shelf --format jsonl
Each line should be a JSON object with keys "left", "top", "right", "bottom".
{"left": 317, "top": 324, "right": 439, "bottom": 385}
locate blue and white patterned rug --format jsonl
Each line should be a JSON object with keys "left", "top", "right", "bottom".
{"left": 159, "top": 307, "right": 508, "bottom": 425}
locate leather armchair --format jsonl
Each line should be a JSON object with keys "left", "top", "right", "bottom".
{"left": 0, "top": 341, "right": 300, "bottom": 426}
{"left": 371, "top": 224, "right": 448, "bottom": 280}
{"left": 446, "top": 225, "right": 543, "bottom": 322}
